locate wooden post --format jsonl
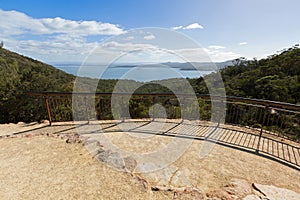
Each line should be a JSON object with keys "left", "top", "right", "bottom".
{"left": 44, "top": 95, "right": 52, "bottom": 126}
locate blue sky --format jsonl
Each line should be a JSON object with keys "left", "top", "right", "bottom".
{"left": 0, "top": 0, "right": 299, "bottom": 63}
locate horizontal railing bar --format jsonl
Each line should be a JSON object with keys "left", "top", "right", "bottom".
{"left": 26, "top": 92, "right": 300, "bottom": 111}
{"left": 269, "top": 107, "right": 300, "bottom": 115}
{"left": 226, "top": 101, "right": 265, "bottom": 108}
{"left": 225, "top": 96, "right": 300, "bottom": 111}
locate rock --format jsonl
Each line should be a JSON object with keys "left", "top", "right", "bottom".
{"left": 135, "top": 174, "right": 150, "bottom": 191}
{"left": 65, "top": 134, "right": 82, "bottom": 144}
{"left": 96, "top": 149, "right": 125, "bottom": 169}
{"left": 83, "top": 139, "right": 103, "bottom": 147}
{"left": 123, "top": 156, "right": 137, "bottom": 172}
{"left": 83, "top": 139, "right": 104, "bottom": 156}
{"left": 106, "top": 152, "right": 124, "bottom": 169}
{"left": 96, "top": 149, "right": 111, "bottom": 162}
{"left": 151, "top": 185, "right": 172, "bottom": 191}
{"left": 142, "top": 166, "right": 179, "bottom": 186}
{"left": 171, "top": 169, "right": 192, "bottom": 186}
{"left": 252, "top": 183, "right": 300, "bottom": 200}
{"left": 243, "top": 194, "right": 262, "bottom": 200}
{"left": 206, "top": 179, "right": 253, "bottom": 200}
{"left": 174, "top": 187, "right": 205, "bottom": 200}
{"left": 151, "top": 185, "right": 205, "bottom": 200}
{"left": 224, "top": 179, "right": 252, "bottom": 198}
{"left": 206, "top": 190, "right": 236, "bottom": 200}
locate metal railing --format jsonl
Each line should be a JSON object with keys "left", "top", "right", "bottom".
{"left": 28, "top": 92, "right": 300, "bottom": 143}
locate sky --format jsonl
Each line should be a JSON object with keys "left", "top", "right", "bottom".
{"left": 0, "top": 0, "right": 299, "bottom": 64}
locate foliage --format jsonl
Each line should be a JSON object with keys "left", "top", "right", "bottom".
{"left": 0, "top": 48, "right": 75, "bottom": 123}
{"left": 0, "top": 45, "right": 299, "bottom": 126}
{"left": 220, "top": 46, "right": 300, "bottom": 104}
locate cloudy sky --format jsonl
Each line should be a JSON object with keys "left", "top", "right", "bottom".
{"left": 0, "top": 0, "right": 299, "bottom": 64}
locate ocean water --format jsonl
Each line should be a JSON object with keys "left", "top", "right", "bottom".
{"left": 55, "top": 65, "right": 214, "bottom": 82}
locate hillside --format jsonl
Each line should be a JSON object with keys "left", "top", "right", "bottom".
{"left": 190, "top": 45, "right": 300, "bottom": 104}
{"left": 0, "top": 48, "right": 75, "bottom": 123}
{"left": 0, "top": 48, "right": 141, "bottom": 123}
{"left": 0, "top": 46, "right": 299, "bottom": 123}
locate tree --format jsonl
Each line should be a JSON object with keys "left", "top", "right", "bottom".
{"left": 0, "top": 41, "right": 3, "bottom": 48}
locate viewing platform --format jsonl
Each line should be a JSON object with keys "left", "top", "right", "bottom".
{"left": 22, "top": 92, "right": 300, "bottom": 171}
{"left": 1, "top": 92, "right": 300, "bottom": 198}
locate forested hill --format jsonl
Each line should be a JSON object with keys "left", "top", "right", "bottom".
{"left": 0, "top": 46, "right": 299, "bottom": 123}
{"left": 190, "top": 46, "right": 300, "bottom": 104}
{"left": 0, "top": 47, "right": 131, "bottom": 123}
{"left": 0, "top": 48, "right": 75, "bottom": 92}
{"left": 0, "top": 48, "right": 75, "bottom": 122}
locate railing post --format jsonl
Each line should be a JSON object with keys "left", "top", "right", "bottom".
{"left": 256, "top": 105, "right": 269, "bottom": 152}
{"left": 84, "top": 96, "right": 90, "bottom": 124}
{"left": 152, "top": 96, "right": 155, "bottom": 121}
{"left": 44, "top": 94, "right": 52, "bottom": 126}
{"left": 121, "top": 96, "right": 125, "bottom": 122}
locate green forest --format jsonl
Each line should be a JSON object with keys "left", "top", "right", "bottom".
{"left": 0, "top": 45, "right": 299, "bottom": 124}
{"left": 189, "top": 45, "right": 300, "bottom": 104}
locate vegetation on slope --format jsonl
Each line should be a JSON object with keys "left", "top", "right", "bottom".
{"left": 0, "top": 48, "right": 74, "bottom": 123}
{"left": 0, "top": 46, "right": 299, "bottom": 124}
{"left": 190, "top": 45, "right": 300, "bottom": 104}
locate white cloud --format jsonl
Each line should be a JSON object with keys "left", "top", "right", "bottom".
{"left": 0, "top": 9, "right": 239, "bottom": 64}
{"left": 239, "top": 42, "right": 248, "bottom": 45}
{"left": 184, "top": 23, "right": 204, "bottom": 30}
{"left": 172, "top": 23, "right": 204, "bottom": 30}
{"left": 208, "top": 45, "right": 226, "bottom": 50}
{"left": 101, "top": 41, "right": 157, "bottom": 52}
{"left": 143, "top": 34, "right": 156, "bottom": 40}
{"left": 0, "top": 9, "right": 124, "bottom": 36}
{"left": 172, "top": 25, "right": 183, "bottom": 30}
{"left": 173, "top": 48, "right": 211, "bottom": 62}
{"left": 0, "top": 9, "right": 126, "bottom": 62}
{"left": 164, "top": 47, "right": 240, "bottom": 62}
{"left": 9, "top": 35, "right": 98, "bottom": 63}
{"left": 204, "top": 48, "right": 241, "bottom": 62}
{"left": 89, "top": 42, "right": 178, "bottom": 64}
{"left": 209, "top": 51, "right": 241, "bottom": 62}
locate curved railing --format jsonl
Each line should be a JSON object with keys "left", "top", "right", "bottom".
{"left": 27, "top": 92, "right": 300, "bottom": 169}
{"left": 27, "top": 92, "right": 300, "bottom": 142}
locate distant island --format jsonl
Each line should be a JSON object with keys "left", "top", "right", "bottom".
{"left": 53, "top": 61, "right": 233, "bottom": 81}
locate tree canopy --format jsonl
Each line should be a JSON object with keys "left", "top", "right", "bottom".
{"left": 0, "top": 45, "right": 299, "bottom": 123}
{"left": 190, "top": 45, "right": 300, "bottom": 104}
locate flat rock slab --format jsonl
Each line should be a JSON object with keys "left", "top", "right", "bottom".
{"left": 252, "top": 183, "right": 300, "bottom": 200}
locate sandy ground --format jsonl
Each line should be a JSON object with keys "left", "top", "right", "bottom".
{"left": 0, "top": 121, "right": 299, "bottom": 199}
{"left": 0, "top": 135, "right": 172, "bottom": 200}
{"left": 97, "top": 131, "right": 300, "bottom": 192}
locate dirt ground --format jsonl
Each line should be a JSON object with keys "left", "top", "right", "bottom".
{"left": 0, "top": 135, "right": 174, "bottom": 200}
{"left": 0, "top": 121, "right": 299, "bottom": 199}
{"left": 100, "top": 131, "right": 300, "bottom": 192}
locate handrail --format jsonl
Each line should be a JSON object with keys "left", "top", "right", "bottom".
{"left": 26, "top": 92, "right": 300, "bottom": 111}
{"left": 26, "top": 91, "right": 300, "bottom": 169}
{"left": 27, "top": 92, "right": 299, "bottom": 142}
